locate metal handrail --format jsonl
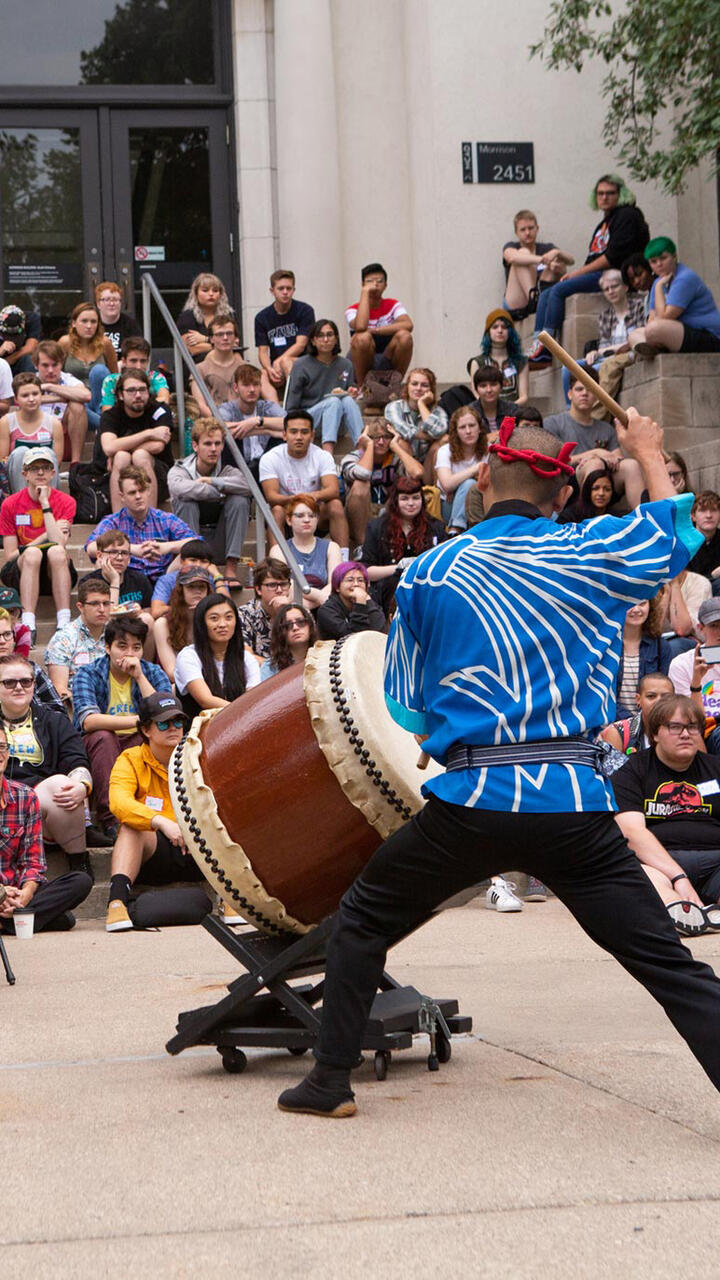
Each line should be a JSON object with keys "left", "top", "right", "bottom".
{"left": 140, "top": 273, "right": 308, "bottom": 598}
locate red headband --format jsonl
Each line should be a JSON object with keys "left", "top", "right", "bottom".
{"left": 489, "top": 417, "right": 576, "bottom": 478}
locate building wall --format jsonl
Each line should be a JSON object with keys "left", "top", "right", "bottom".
{"left": 232, "top": 0, "right": 718, "bottom": 382}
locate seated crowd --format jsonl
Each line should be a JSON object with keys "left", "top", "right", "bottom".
{"left": 2, "top": 174, "right": 720, "bottom": 940}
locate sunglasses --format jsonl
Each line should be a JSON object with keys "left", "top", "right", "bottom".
{"left": 0, "top": 677, "right": 33, "bottom": 690}
{"left": 155, "top": 717, "right": 185, "bottom": 731}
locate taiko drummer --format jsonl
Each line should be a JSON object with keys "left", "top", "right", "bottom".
{"left": 279, "top": 409, "right": 720, "bottom": 1117}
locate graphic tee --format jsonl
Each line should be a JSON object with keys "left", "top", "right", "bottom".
{"left": 107, "top": 671, "right": 135, "bottom": 734}
{"left": 254, "top": 300, "right": 316, "bottom": 361}
{"left": 0, "top": 488, "right": 75, "bottom": 547}
{"left": 612, "top": 748, "right": 720, "bottom": 850}
{"left": 6, "top": 712, "right": 43, "bottom": 766}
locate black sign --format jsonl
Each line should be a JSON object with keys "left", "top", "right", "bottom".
{"left": 465, "top": 143, "right": 534, "bottom": 184}
{"left": 5, "top": 263, "right": 84, "bottom": 290}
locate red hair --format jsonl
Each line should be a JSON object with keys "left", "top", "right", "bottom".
{"left": 385, "top": 478, "right": 431, "bottom": 562}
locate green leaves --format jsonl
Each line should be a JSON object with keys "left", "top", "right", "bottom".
{"left": 531, "top": 0, "right": 720, "bottom": 194}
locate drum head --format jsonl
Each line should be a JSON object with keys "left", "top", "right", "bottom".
{"left": 305, "top": 632, "right": 441, "bottom": 840}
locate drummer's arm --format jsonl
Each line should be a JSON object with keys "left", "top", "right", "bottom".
{"left": 184, "top": 676, "right": 229, "bottom": 711}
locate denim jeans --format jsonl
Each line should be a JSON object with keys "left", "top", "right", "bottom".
{"left": 87, "top": 363, "right": 112, "bottom": 431}
{"left": 445, "top": 477, "right": 476, "bottom": 530}
{"left": 309, "top": 395, "right": 363, "bottom": 446}
{"left": 534, "top": 271, "right": 604, "bottom": 336}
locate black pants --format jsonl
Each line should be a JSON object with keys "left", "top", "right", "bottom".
{"left": 1, "top": 871, "right": 92, "bottom": 934}
{"left": 315, "top": 798, "right": 720, "bottom": 1091}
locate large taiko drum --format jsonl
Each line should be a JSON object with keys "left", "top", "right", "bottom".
{"left": 169, "top": 632, "right": 440, "bottom": 935}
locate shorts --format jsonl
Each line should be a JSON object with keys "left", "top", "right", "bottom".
{"left": 679, "top": 325, "right": 720, "bottom": 354}
{"left": 674, "top": 848, "right": 720, "bottom": 904}
{"left": 0, "top": 545, "right": 77, "bottom": 594}
{"left": 136, "top": 829, "right": 205, "bottom": 886}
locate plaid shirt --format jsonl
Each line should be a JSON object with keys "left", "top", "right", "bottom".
{"left": 72, "top": 654, "right": 172, "bottom": 731}
{"left": 32, "top": 663, "right": 65, "bottom": 715}
{"left": 86, "top": 507, "right": 196, "bottom": 582}
{"left": 596, "top": 293, "right": 647, "bottom": 348}
{"left": 238, "top": 597, "right": 273, "bottom": 659}
{"left": 44, "top": 617, "right": 107, "bottom": 676}
{"left": 0, "top": 776, "right": 45, "bottom": 888}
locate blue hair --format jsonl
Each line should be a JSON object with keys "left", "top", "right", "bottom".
{"left": 480, "top": 321, "right": 526, "bottom": 368}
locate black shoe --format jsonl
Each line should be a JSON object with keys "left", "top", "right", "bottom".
{"left": 47, "top": 911, "right": 76, "bottom": 932}
{"left": 67, "top": 852, "right": 94, "bottom": 882}
{"left": 278, "top": 1069, "right": 356, "bottom": 1118}
{"left": 85, "top": 824, "right": 115, "bottom": 848}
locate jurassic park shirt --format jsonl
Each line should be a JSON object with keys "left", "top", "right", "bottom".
{"left": 612, "top": 747, "right": 720, "bottom": 850}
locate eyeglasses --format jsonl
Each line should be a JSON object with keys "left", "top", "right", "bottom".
{"left": 85, "top": 600, "right": 111, "bottom": 609}
{"left": 107, "top": 549, "right": 130, "bottom": 558}
{"left": 316, "top": 331, "right": 336, "bottom": 339}
{"left": 596, "top": 188, "right": 619, "bottom": 197}
{"left": 262, "top": 582, "right": 288, "bottom": 592}
{"left": 342, "top": 576, "right": 366, "bottom": 587}
{"left": 0, "top": 743, "right": 9, "bottom": 756}
{"left": 0, "top": 677, "right": 33, "bottom": 690}
{"left": 155, "top": 717, "right": 185, "bottom": 731}
{"left": 662, "top": 722, "right": 702, "bottom": 736}
{"left": 0, "top": 631, "right": 14, "bottom": 641}
{"left": 284, "top": 618, "right": 309, "bottom": 630}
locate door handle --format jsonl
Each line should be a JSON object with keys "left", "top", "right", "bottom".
{"left": 116, "top": 261, "right": 132, "bottom": 311}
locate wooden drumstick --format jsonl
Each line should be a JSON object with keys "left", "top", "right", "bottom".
{"left": 537, "top": 330, "right": 628, "bottom": 427}
{"left": 417, "top": 750, "right": 430, "bottom": 770}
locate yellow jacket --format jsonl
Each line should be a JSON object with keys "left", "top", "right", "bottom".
{"left": 108, "top": 742, "right": 175, "bottom": 830}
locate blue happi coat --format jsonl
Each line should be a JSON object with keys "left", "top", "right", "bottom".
{"left": 384, "top": 496, "right": 701, "bottom": 814}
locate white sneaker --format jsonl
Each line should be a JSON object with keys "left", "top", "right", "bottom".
{"left": 485, "top": 878, "right": 523, "bottom": 912}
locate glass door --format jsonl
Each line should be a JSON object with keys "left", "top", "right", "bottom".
{"left": 0, "top": 112, "right": 104, "bottom": 337}
{"left": 109, "top": 109, "right": 234, "bottom": 347}
{"left": 0, "top": 107, "right": 236, "bottom": 346}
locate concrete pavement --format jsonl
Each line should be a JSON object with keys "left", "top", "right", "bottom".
{"left": 3, "top": 899, "right": 720, "bottom": 1278}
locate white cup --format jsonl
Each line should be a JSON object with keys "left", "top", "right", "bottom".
{"left": 13, "top": 910, "right": 35, "bottom": 939}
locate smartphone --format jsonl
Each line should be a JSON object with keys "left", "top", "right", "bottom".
{"left": 700, "top": 644, "right": 720, "bottom": 664}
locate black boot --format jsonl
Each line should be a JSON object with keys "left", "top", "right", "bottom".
{"left": 277, "top": 1063, "right": 356, "bottom": 1117}
{"left": 68, "top": 852, "right": 94, "bottom": 882}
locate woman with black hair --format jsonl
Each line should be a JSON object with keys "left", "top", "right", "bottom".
{"left": 174, "top": 592, "right": 261, "bottom": 717}
{"left": 261, "top": 603, "right": 317, "bottom": 682}
{"left": 361, "top": 477, "right": 446, "bottom": 616}
{"left": 559, "top": 466, "right": 619, "bottom": 524}
{"left": 285, "top": 319, "right": 364, "bottom": 454}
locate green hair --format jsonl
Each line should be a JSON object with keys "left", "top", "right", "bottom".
{"left": 589, "top": 173, "right": 636, "bottom": 210}
{"left": 644, "top": 236, "right": 677, "bottom": 260}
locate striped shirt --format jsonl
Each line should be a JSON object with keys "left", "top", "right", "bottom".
{"left": 384, "top": 495, "right": 701, "bottom": 814}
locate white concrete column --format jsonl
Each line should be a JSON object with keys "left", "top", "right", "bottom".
{"left": 273, "top": 0, "right": 344, "bottom": 322}
{"left": 231, "top": 0, "right": 279, "bottom": 353}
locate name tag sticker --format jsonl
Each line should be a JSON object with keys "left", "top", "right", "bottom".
{"left": 74, "top": 652, "right": 92, "bottom": 666}
{"left": 697, "top": 780, "right": 720, "bottom": 797}
{"left": 145, "top": 795, "right": 164, "bottom": 811}
{"left": 274, "top": 336, "right": 287, "bottom": 347}
{"left": 16, "top": 514, "right": 31, "bottom": 526}
{"left": 152, "top": 407, "right": 166, "bottom": 421}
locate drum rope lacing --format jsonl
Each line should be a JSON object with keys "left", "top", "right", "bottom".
{"left": 172, "top": 738, "right": 291, "bottom": 936}
{"left": 329, "top": 636, "right": 413, "bottom": 821}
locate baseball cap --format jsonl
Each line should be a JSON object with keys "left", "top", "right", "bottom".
{"left": 0, "top": 587, "right": 21, "bottom": 611}
{"left": 136, "top": 692, "right": 187, "bottom": 725}
{"left": 178, "top": 567, "right": 214, "bottom": 588}
{"left": 698, "top": 599, "right": 720, "bottom": 626}
{"left": 22, "top": 447, "right": 57, "bottom": 470}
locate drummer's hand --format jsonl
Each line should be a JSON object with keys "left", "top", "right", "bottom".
{"left": 151, "top": 815, "right": 185, "bottom": 848}
{"left": 615, "top": 406, "right": 663, "bottom": 461}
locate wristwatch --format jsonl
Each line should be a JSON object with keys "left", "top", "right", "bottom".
{"left": 690, "top": 685, "right": 702, "bottom": 692}
{"left": 258, "top": 416, "right": 264, "bottom": 428}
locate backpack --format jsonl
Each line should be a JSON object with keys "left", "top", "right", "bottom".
{"left": 360, "top": 369, "right": 403, "bottom": 410}
{"left": 69, "top": 463, "right": 111, "bottom": 523}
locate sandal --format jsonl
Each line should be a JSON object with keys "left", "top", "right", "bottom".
{"left": 667, "top": 900, "right": 708, "bottom": 936}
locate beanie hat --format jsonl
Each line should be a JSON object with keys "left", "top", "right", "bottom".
{"left": 644, "top": 236, "right": 677, "bottom": 261}
{"left": 330, "top": 561, "right": 369, "bottom": 593}
{"left": 483, "top": 308, "right": 513, "bottom": 334}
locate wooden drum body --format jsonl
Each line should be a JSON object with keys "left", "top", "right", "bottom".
{"left": 169, "top": 632, "right": 440, "bottom": 934}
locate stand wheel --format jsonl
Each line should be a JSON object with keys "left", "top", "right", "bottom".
{"left": 436, "top": 1031, "right": 452, "bottom": 1064}
{"left": 427, "top": 1052, "right": 439, "bottom": 1072}
{"left": 374, "top": 1050, "right": 390, "bottom": 1081}
{"left": 288, "top": 1047, "right": 308, "bottom": 1057}
{"left": 219, "top": 1047, "right": 247, "bottom": 1074}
